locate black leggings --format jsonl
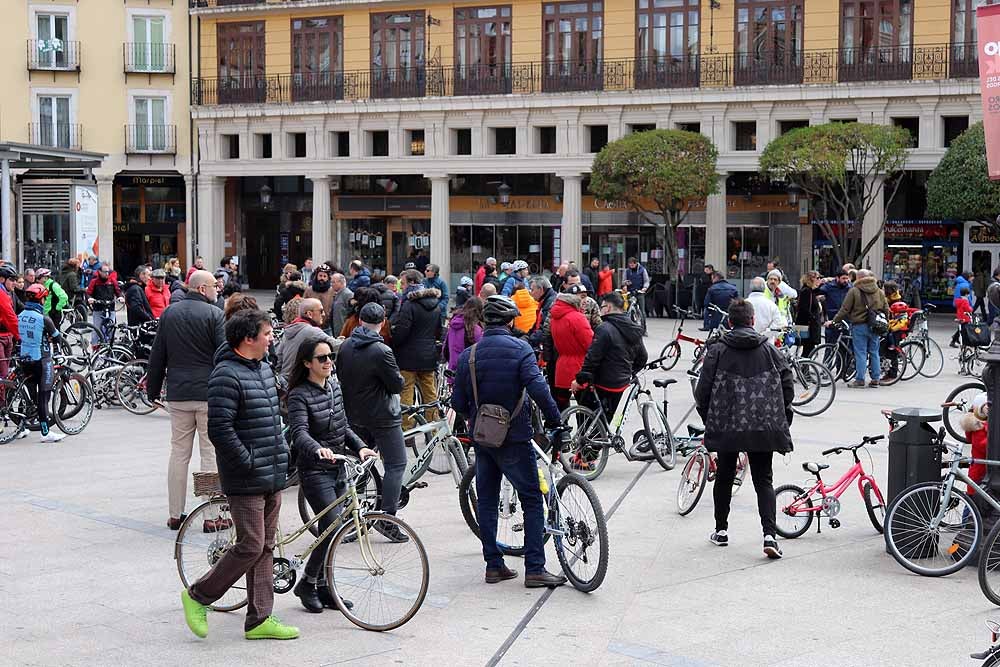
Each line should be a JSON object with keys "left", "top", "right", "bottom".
{"left": 713, "top": 451, "right": 777, "bottom": 537}
{"left": 299, "top": 467, "right": 347, "bottom": 582}
{"left": 22, "top": 357, "right": 54, "bottom": 426}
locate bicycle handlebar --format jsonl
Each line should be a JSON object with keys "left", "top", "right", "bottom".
{"left": 821, "top": 434, "right": 884, "bottom": 456}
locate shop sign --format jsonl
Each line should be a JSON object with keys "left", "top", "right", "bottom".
{"left": 581, "top": 195, "right": 795, "bottom": 213}
{"left": 125, "top": 175, "right": 170, "bottom": 186}
{"left": 970, "top": 225, "right": 1000, "bottom": 244}
{"left": 449, "top": 196, "right": 559, "bottom": 212}
{"left": 73, "top": 185, "right": 99, "bottom": 257}
{"left": 977, "top": 3, "right": 1000, "bottom": 179}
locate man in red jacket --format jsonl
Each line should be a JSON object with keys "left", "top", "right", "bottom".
{"left": 475, "top": 257, "right": 496, "bottom": 296}
{"left": 146, "top": 269, "right": 170, "bottom": 318}
{"left": 0, "top": 265, "right": 21, "bottom": 383}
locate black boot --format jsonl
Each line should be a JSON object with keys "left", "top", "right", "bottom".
{"left": 318, "top": 583, "right": 353, "bottom": 611}
{"left": 293, "top": 579, "right": 323, "bottom": 613}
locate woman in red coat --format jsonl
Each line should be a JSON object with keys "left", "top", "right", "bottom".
{"left": 549, "top": 293, "right": 594, "bottom": 411}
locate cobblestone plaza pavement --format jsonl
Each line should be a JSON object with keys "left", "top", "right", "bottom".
{"left": 2, "top": 314, "right": 996, "bottom": 666}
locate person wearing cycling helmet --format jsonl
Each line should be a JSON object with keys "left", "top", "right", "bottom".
{"left": 18, "top": 283, "right": 63, "bottom": 443}
{"left": 35, "top": 268, "right": 68, "bottom": 330}
{"left": 451, "top": 294, "right": 567, "bottom": 589}
{"left": 501, "top": 260, "right": 529, "bottom": 297}
{"left": 0, "top": 265, "right": 21, "bottom": 385}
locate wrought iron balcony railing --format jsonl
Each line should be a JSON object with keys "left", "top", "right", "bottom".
{"left": 125, "top": 125, "right": 177, "bottom": 154}
{"left": 124, "top": 43, "right": 176, "bottom": 74}
{"left": 29, "top": 122, "right": 83, "bottom": 150}
{"left": 27, "top": 39, "right": 80, "bottom": 71}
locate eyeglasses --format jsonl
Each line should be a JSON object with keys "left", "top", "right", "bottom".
{"left": 312, "top": 353, "right": 333, "bottom": 363}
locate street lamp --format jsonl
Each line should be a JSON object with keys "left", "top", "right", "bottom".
{"left": 497, "top": 181, "right": 512, "bottom": 206}
{"left": 259, "top": 183, "right": 272, "bottom": 209}
{"left": 786, "top": 182, "right": 802, "bottom": 206}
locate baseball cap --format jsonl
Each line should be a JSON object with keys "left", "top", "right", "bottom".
{"left": 567, "top": 283, "right": 588, "bottom": 294}
{"left": 460, "top": 276, "right": 473, "bottom": 287}
{"left": 360, "top": 302, "right": 386, "bottom": 324}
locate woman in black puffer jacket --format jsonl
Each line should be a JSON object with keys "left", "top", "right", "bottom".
{"left": 286, "top": 338, "right": 376, "bottom": 614}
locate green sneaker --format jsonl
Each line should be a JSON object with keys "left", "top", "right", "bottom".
{"left": 245, "top": 616, "right": 300, "bottom": 640}
{"left": 181, "top": 590, "right": 208, "bottom": 638}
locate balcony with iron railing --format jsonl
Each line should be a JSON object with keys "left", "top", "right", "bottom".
{"left": 191, "top": 43, "right": 979, "bottom": 107}
{"left": 27, "top": 39, "right": 81, "bottom": 72}
{"left": 125, "top": 125, "right": 177, "bottom": 154}
{"left": 124, "top": 43, "right": 176, "bottom": 74}
{"left": 29, "top": 123, "right": 83, "bottom": 150}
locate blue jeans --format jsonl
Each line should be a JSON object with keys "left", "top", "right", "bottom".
{"left": 474, "top": 442, "right": 546, "bottom": 574}
{"left": 354, "top": 424, "right": 406, "bottom": 515}
{"left": 851, "top": 322, "right": 880, "bottom": 382}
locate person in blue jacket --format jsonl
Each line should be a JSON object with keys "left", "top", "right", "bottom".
{"left": 451, "top": 295, "right": 567, "bottom": 589}
{"left": 347, "top": 260, "right": 371, "bottom": 292}
{"left": 818, "top": 270, "right": 852, "bottom": 344}
{"left": 954, "top": 270, "right": 974, "bottom": 309}
{"left": 702, "top": 271, "right": 738, "bottom": 330}
{"left": 18, "top": 283, "right": 63, "bottom": 443}
{"left": 422, "top": 263, "right": 449, "bottom": 319}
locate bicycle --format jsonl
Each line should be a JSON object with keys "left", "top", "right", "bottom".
{"left": 809, "top": 321, "right": 912, "bottom": 386}
{"left": 175, "top": 456, "right": 429, "bottom": 631}
{"left": 659, "top": 305, "right": 727, "bottom": 370}
{"left": 884, "top": 433, "right": 1000, "bottom": 577}
{"left": 903, "top": 304, "right": 944, "bottom": 378}
{"left": 457, "top": 426, "right": 610, "bottom": 592}
{"left": 773, "top": 435, "right": 887, "bottom": 538}
{"left": 0, "top": 354, "right": 93, "bottom": 442}
{"left": 618, "top": 287, "right": 646, "bottom": 331}
{"left": 970, "top": 620, "right": 1000, "bottom": 665}
{"left": 561, "top": 357, "right": 677, "bottom": 481}
{"left": 772, "top": 327, "right": 837, "bottom": 417}
{"left": 943, "top": 380, "right": 987, "bottom": 443}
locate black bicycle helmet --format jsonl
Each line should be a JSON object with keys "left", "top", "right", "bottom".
{"left": 483, "top": 294, "right": 520, "bottom": 326}
{"left": 0, "top": 265, "right": 16, "bottom": 280}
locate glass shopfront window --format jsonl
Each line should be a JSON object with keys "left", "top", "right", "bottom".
{"left": 882, "top": 222, "right": 962, "bottom": 305}
{"left": 726, "top": 225, "right": 769, "bottom": 294}
{"left": 113, "top": 175, "right": 185, "bottom": 279}
{"left": 341, "top": 217, "right": 430, "bottom": 276}
{"left": 23, "top": 213, "right": 71, "bottom": 268}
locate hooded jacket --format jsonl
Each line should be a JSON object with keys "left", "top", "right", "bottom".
{"left": 511, "top": 286, "right": 538, "bottom": 335}
{"left": 390, "top": 286, "right": 442, "bottom": 371}
{"left": 336, "top": 325, "right": 405, "bottom": 429}
{"left": 125, "top": 278, "right": 154, "bottom": 325}
{"left": 287, "top": 377, "right": 365, "bottom": 470}
{"left": 146, "top": 281, "right": 169, "bottom": 318}
{"left": 169, "top": 279, "right": 186, "bottom": 305}
{"left": 276, "top": 318, "right": 335, "bottom": 383}
{"left": 550, "top": 296, "right": 594, "bottom": 389}
{"left": 86, "top": 271, "right": 121, "bottom": 304}
{"left": 746, "top": 290, "right": 784, "bottom": 335}
{"left": 146, "top": 291, "right": 225, "bottom": 402}
{"left": 694, "top": 326, "right": 794, "bottom": 454}
{"left": 208, "top": 344, "right": 288, "bottom": 495}
{"left": 374, "top": 283, "right": 400, "bottom": 318}
{"left": 576, "top": 312, "right": 648, "bottom": 390}
{"left": 423, "top": 275, "right": 449, "bottom": 318}
{"left": 347, "top": 267, "right": 372, "bottom": 292}
{"left": 598, "top": 268, "right": 614, "bottom": 296}
{"left": 443, "top": 312, "right": 483, "bottom": 374}
{"left": 704, "top": 279, "right": 739, "bottom": 328}
{"left": 832, "top": 276, "right": 889, "bottom": 325}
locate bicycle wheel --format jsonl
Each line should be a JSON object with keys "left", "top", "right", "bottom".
{"left": 676, "top": 450, "right": 708, "bottom": 516}
{"left": 808, "top": 343, "right": 843, "bottom": 381}
{"left": 790, "top": 359, "right": 836, "bottom": 417}
{"left": 877, "top": 346, "right": 906, "bottom": 386}
{"left": 918, "top": 338, "right": 944, "bottom": 378}
{"left": 560, "top": 405, "right": 609, "bottom": 482}
{"left": 659, "top": 341, "right": 681, "bottom": 371}
{"left": 978, "top": 519, "right": 1000, "bottom": 606}
{"left": 174, "top": 498, "right": 247, "bottom": 612}
{"left": 298, "top": 459, "right": 383, "bottom": 537}
{"left": 0, "top": 379, "right": 28, "bottom": 444}
{"left": 52, "top": 372, "right": 93, "bottom": 435}
{"left": 326, "top": 512, "right": 428, "bottom": 632}
{"left": 863, "top": 481, "right": 886, "bottom": 534}
{"left": 885, "top": 481, "right": 981, "bottom": 577}
{"left": 115, "top": 359, "right": 156, "bottom": 415}
{"left": 458, "top": 464, "right": 531, "bottom": 557}
{"left": 64, "top": 322, "right": 102, "bottom": 353}
{"left": 427, "top": 437, "right": 454, "bottom": 476}
{"left": 775, "top": 484, "right": 814, "bottom": 538}
{"left": 640, "top": 402, "right": 676, "bottom": 471}
{"left": 944, "top": 381, "right": 986, "bottom": 444}
{"left": 554, "top": 474, "right": 609, "bottom": 592}
{"left": 899, "top": 340, "right": 925, "bottom": 381}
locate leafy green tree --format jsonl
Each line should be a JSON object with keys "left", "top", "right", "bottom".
{"left": 760, "top": 122, "right": 909, "bottom": 269}
{"left": 589, "top": 129, "right": 718, "bottom": 279}
{"left": 927, "top": 121, "right": 1000, "bottom": 227}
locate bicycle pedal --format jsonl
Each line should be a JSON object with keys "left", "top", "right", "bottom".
{"left": 413, "top": 481, "right": 428, "bottom": 489}
{"left": 512, "top": 524, "right": 524, "bottom": 533}
{"left": 829, "top": 518, "right": 841, "bottom": 529}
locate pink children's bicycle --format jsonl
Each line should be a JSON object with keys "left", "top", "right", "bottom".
{"left": 774, "top": 434, "right": 887, "bottom": 538}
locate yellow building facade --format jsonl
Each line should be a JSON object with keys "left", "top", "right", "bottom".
{"left": 0, "top": 0, "right": 192, "bottom": 276}
{"left": 189, "top": 0, "right": 979, "bottom": 300}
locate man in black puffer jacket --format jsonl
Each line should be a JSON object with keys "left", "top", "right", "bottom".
{"left": 181, "top": 309, "right": 299, "bottom": 641}
{"left": 572, "top": 291, "right": 648, "bottom": 423}
{"left": 390, "top": 268, "right": 442, "bottom": 427}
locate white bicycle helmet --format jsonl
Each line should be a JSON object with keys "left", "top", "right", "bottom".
{"left": 511, "top": 260, "right": 529, "bottom": 273}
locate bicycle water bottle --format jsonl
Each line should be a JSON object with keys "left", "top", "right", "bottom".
{"left": 537, "top": 463, "right": 549, "bottom": 495}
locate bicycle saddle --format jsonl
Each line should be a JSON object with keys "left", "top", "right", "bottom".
{"left": 687, "top": 424, "right": 705, "bottom": 437}
{"left": 653, "top": 379, "right": 677, "bottom": 388}
{"left": 802, "top": 462, "right": 830, "bottom": 474}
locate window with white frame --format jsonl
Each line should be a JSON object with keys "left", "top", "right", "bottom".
{"left": 36, "top": 94, "right": 73, "bottom": 147}
{"left": 133, "top": 97, "right": 167, "bottom": 151}
{"left": 36, "top": 13, "right": 70, "bottom": 68}
{"left": 132, "top": 15, "right": 167, "bottom": 71}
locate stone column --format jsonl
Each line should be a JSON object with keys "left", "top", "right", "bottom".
{"left": 96, "top": 175, "right": 115, "bottom": 264}
{"left": 309, "top": 175, "right": 332, "bottom": 264}
{"left": 861, "top": 174, "right": 885, "bottom": 277}
{"left": 196, "top": 176, "right": 224, "bottom": 266}
{"left": 183, "top": 174, "right": 195, "bottom": 267}
{"left": 559, "top": 173, "right": 583, "bottom": 267}
{"left": 705, "top": 173, "right": 728, "bottom": 271}
{"left": 428, "top": 174, "right": 451, "bottom": 283}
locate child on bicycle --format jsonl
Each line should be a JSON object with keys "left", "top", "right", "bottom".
{"left": 17, "top": 283, "right": 63, "bottom": 443}
{"left": 961, "top": 392, "right": 989, "bottom": 495}
{"left": 952, "top": 286, "right": 974, "bottom": 348}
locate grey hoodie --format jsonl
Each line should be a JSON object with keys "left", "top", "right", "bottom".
{"left": 276, "top": 319, "right": 336, "bottom": 383}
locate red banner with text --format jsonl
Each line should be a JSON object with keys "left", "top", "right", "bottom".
{"left": 979, "top": 4, "right": 1000, "bottom": 180}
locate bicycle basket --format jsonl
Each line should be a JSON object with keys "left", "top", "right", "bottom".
{"left": 192, "top": 472, "right": 223, "bottom": 497}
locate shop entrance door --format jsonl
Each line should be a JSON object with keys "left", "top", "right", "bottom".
{"left": 245, "top": 212, "right": 280, "bottom": 289}
{"left": 970, "top": 246, "right": 1000, "bottom": 294}
{"left": 603, "top": 234, "right": 639, "bottom": 273}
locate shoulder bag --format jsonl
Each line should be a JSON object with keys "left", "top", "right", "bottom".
{"left": 469, "top": 344, "right": 526, "bottom": 448}
{"left": 859, "top": 290, "right": 889, "bottom": 335}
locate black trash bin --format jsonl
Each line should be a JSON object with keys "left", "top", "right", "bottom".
{"left": 886, "top": 407, "right": 943, "bottom": 508}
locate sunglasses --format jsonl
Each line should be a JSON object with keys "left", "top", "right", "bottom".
{"left": 312, "top": 353, "right": 333, "bottom": 363}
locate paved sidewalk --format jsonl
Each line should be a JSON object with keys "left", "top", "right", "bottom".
{"left": 1, "top": 314, "right": 995, "bottom": 666}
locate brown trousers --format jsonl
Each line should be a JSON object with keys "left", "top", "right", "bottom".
{"left": 400, "top": 369, "right": 438, "bottom": 429}
{"left": 189, "top": 492, "right": 281, "bottom": 631}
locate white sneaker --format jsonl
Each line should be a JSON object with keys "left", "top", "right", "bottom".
{"left": 40, "top": 432, "right": 65, "bottom": 443}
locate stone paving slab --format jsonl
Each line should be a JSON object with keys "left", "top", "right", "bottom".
{"left": 2, "top": 313, "right": 996, "bottom": 666}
